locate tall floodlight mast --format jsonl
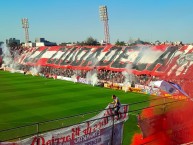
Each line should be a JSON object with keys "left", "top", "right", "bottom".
{"left": 21, "top": 18, "right": 29, "bottom": 47}
{"left": 99, "top": 6, "right": 110, "bottom": 44}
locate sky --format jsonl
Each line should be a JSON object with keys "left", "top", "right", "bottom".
{"left": 0, "top": 0, "right": 193, "bottom": 44}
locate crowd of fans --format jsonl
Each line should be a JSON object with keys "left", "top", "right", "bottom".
{"left": 135, "top": 75, "right": 159, "bottom": 86}
{"left": 16, "top": 64, "right": 157, "bottom": 87}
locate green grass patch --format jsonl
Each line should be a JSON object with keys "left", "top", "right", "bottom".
{"left": 0, "top": 71, "right": 150, "bottom": 144}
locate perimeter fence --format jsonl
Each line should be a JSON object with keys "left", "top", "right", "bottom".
{"left": 0, "top": 96, "right": 188, "bottom": 145}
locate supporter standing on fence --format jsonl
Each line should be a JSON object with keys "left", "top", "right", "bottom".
{"left": 110, "top": 95, "right": 121, "bottom": 119}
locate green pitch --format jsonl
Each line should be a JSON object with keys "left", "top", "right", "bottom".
{"left": 0, "top": 71, "right": 150, "bottom": 144}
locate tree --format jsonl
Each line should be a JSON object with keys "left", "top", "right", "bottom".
{"left": 115, "top": 39, "right": 126, "bottom": 46}
{"left": 59, "top": 42, "right": 73, "bottom": 46}
{"left": 84, "top": 37, "right": 99, "bottom": 46}
{"left": 59, "top": 42, "right": 67, "bottom": 46}
{"left": 76, "top": 41, "right": 85, "bottom": 46}
{"left": 128, "top": 38, "right": 151, "bottom": 46}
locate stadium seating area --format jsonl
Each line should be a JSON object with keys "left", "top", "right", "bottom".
{"left": 2, "top": 44, "right": 193, "bottom": 97}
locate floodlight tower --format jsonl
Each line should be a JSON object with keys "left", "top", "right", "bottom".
{"left": 21, "top": 18, "right": 29, "bottom": 47}
{"left": 99, "top": 6, "right": 110, "bottom": 44}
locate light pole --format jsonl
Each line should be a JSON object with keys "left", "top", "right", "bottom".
{"left": 99, "top": 6, "right": 110, "bottom": 44}
{"left": 21, "top": 18, "right": 29, "bottom": 47}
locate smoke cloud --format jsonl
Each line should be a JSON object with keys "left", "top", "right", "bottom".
{"left": 122, "top": 64, "right": 133, "bottom": 92}
{"left": 71, "top": 74, "right": 77, "bottom": 83}
{"left": 1, "top": 44, "right": 13, "bottom": 67}
{"left": 86, "top": 69, "right": 98, "bottom": 86}
{"left": 0, "top": 44, "right": 20, "bottom": 73}
{"left": 131, "top": 99, "right": 193, "bottom": 145}
{"left": 29, "top": 66, "right": 41, "bottom": 76}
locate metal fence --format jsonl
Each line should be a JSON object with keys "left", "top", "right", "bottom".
{"left": 0, "top": 109, "right": 101, "bottom": 142}
{"left": 0, "top": 97, "right": 188, "bottom": 144}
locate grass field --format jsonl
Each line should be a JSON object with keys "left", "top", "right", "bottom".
{"left": 0, "top": 71, "right": 151, "bottom": 144}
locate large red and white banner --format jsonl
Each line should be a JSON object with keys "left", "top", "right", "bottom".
{"left": 17, "top": 44, "right": 193, "bottom": 97}
{"left": 1, "top": 105, "right": 129, "bottom": 145}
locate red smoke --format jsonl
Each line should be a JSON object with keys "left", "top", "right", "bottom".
{"left": 131, "top": 99, "right": 193, "bottom": 145}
